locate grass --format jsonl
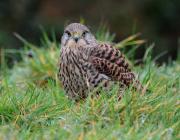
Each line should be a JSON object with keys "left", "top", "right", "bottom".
{"left": 0, "top": 28, "right": 180, "bottom": 140}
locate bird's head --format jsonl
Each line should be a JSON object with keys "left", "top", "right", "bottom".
{"left": 61, "top": 23, "right": 97, "bottom": 48}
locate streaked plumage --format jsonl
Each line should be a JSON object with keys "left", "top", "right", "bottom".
{"left": 58, "top": 23, "right": 145, "bottom": 100}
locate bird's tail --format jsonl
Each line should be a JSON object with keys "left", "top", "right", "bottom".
{"left": 132, "top": 79, "right": 147, "bottom": 94}
{"left": 116, "top": 72, "right": 147, "bottom": 94}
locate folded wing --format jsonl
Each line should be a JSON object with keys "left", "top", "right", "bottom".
{"left": 89, "top": 43, "right": 144, "bottom": 91}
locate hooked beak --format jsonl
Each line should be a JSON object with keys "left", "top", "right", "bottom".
{"left": 73, "top": 32, "right": 80, "bottom": 43}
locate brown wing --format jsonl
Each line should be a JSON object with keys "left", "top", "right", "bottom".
{"left": 90, "top": 44, "right": 131, "bottom": 72}
{"left": 89, "top": 43, "right": 144, "bottom": 91}
{"left": 90, "top": 56, "right": 135, "bottom": 85}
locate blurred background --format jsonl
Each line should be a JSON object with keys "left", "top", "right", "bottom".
{"left": 0, "top": 0, "right": 180, "bottom": 65}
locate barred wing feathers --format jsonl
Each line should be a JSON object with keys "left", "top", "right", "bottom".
{"left": 89, "top": 43, "right": 144, "bottom": 91}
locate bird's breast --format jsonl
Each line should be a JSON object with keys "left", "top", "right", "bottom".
{"left": 60, "top": 48, "right": 88, "bottom": 90}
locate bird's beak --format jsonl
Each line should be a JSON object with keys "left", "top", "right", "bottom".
{"left": 73, "top": 32, "right": 80, "bottom": 43}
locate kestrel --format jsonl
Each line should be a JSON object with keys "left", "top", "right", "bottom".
{"left": 58, "top": 23, "right": 145, "bottom": 100}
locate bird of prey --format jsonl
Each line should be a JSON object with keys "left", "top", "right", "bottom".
{"left": 58, "top": 23, "right": 145, "bottom": 100}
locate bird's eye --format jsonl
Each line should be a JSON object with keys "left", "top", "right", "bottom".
{"left": 65, "top": 31, "right": 71, "bottom": 37}
{"left": 82, "top": 31, "right": 89, "bottom": 37}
